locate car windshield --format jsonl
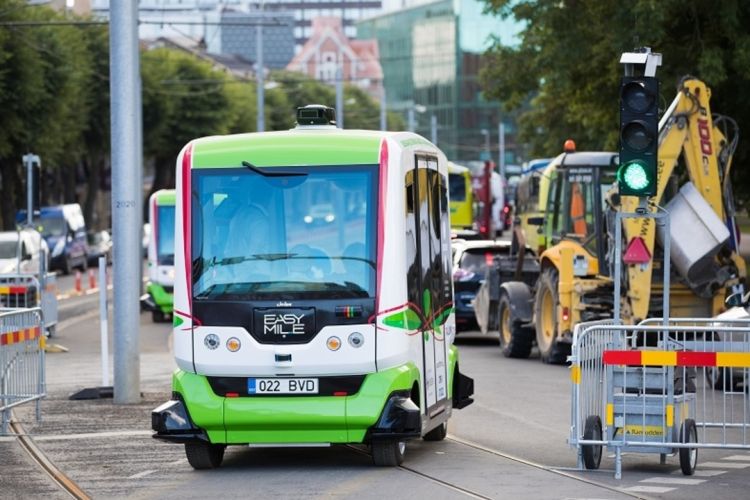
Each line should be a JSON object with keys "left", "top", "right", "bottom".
{"left": 192, "top": 165, "right": 377, "bottom": 300}
{"left": 0, "top": 240, "right": 18, "bottom": 259}
{"left": 35, "top": 216, "right": 66, "bottom": 238}
{"left": 459, "top": 247, "right": 508, "bottom": 275}
{"left": 449, "top": 173, "right": 466, "bottom": 201}
{"left": 157, "top": 206, "right": 175, "bottom": 266}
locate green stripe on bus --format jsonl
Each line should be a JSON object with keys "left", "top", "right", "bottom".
{"left": 191, "top": 130, "right": 383, "bottom": 168}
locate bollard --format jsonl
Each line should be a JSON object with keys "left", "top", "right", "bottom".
{"left": 88, "top": 268, "right": 97, "bottom": 290}
{"left": 74, "top": 270, "right": 82, "bottom": 293}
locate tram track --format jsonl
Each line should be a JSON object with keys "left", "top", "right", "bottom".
{"left": 348, "top": 435, "right": 652, "bottom": 500}
{"left": 8, "top": 414, "right": 90, "bottom": 500}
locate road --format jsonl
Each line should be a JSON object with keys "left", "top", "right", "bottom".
{"left": 7, "top": 289, "right": 749, "bottom": 500}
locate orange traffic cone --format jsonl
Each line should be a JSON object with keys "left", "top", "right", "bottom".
{"left": 88, "top": 268, "right": 97, "bottom": 290}
{"left": 74, "top": 270, "right": 82, "bottom": 293}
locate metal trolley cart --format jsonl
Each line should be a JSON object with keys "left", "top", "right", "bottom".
{"left": 580, "top": 360, "right": 698, "bottom": 476}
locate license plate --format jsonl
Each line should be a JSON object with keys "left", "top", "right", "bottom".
{"left": 247, "top": 378, "right": 319, "bottom": 395}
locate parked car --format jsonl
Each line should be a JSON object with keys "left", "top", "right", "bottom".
{"left": 87, "top": 230, "right": 113, "bottom": 266}
{"left": 18, "top": 204, "right": 89, "bottom": 275}
{"left": 0, "top": 229, "right": 48, "bottom": 275}
{"left": 304, "top": 203, "right": 336, "bottom": 225}
{"left": 451, "top": 239, "right": 516, "bottom": 331}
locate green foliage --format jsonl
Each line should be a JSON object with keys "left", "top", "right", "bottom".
{"left": 480, "top": 0, "right": 750, "bottom": 204}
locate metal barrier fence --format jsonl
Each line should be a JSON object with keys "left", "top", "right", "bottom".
{"left": 569, "top": 318, "right": 750, "bottom": 479}
{"left": 0, "top": 307, "right": 45, "bottom": 434}
{"left": 0, "top": 273, "right": 57, "bottom": 336}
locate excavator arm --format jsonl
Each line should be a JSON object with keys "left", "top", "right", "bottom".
{"left": 621, "top": 78, "right": 744, "bottom": 321}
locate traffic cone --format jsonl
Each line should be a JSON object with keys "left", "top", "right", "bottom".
{"left": 74, "top": 270, "right": 82, "bottom": 293}
{"left": 88, "top": 268, "right": 97, "bottom": 290}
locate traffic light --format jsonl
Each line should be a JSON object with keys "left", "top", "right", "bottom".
{"left": 618, "top": 76, "right": 659, "bottom": 197}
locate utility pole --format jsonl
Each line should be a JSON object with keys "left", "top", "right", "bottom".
{"left": 430, "top": 114, "right": 437, "bottom": 145}
{"left": 109, "top": 0, "right": 141, "bottom": 404}
{"left": 256, "top": 1, "right": 265, "bottom": 132}
{"left": 379, "top": 86, "right": 387, "bottom": 131}
{"left": 335, "top": 63, "right": 344, "bottom": 128}
{"left": 498, "top": 122, "right": 505, "bottom": 179}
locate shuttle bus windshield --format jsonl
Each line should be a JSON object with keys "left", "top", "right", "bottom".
{"left": 157, "top": 205, "right": 176, "bottom": 266}
{"left": 191, "top": 165, "right": 377, "bottom": 300}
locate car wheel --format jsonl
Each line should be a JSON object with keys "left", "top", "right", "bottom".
{"left": 372, "top": 439, "right": 406, "bottom": 466}
{"left": 499, "top": 294, "right": 532, "bottom": 358}
{"left": 185, "top": 442, "right": 225, "bottom": 470}
{"left": 62, "top": 257, "right": 72, "bottom": 276}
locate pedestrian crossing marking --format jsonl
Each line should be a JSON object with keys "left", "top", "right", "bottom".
{"left": 624, "top": 486, "right": 676, "bottom": 494}
{"left": 640, "top": 477, "right": 705, "bottom": 485}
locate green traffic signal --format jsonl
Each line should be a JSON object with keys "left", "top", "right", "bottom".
{"left": 617, "top": 160, "right": 654, "bottom": 195}
{"left": 618, "top": 76, "right": 659, "bottom": 197}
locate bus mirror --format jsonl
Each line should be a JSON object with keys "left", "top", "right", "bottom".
{"left": 527, "top": 216, "right": 544, "bottom": 226}
{"left": 725, "top": 292, "right": 749, "bottom": 308}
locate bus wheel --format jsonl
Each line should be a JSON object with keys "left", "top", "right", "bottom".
{"left": 185, "top": 442, "right": 225, "bottom": 470}
{"left": 423, "top": 422, "right": 447, "bottom": 441}
{"left": 499, "top": 294, "right": 532, "bottom": 358}
{"left": 372, "top": 439, "right": 406, "bottom": 466}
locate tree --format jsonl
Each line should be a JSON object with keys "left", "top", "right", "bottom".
{"left": 480, "top": 0, "right": 750, "bottom": 204}
{"left": 0, "top": 0, "right": 92, "bottom": 229}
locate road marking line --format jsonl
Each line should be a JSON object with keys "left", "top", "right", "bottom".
{"left": 128, "top": 470, "right": 156, "bottom": 479}
{"left": 640, "top": 477, "right": 705, "bottom": 485}
{"left": 34, "top": 430, "right": 152, "bottom": 441}
{"left": 691, "top": 469, "right": 728, "bottom": 477}
{"left": 624, "top": 486, "right": 676, "bottom": 494}
{"left": 722, "top": 455, "right": 750, "bottom": 461}
{"left": 699, "top": 461, "right": 750, "bottom": 469}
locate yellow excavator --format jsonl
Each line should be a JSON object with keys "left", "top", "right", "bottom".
{"left": 475, "top": 76, "right": 745, "bottom": 363}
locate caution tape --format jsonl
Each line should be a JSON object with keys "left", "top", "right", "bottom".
{"left": 603, "top": 350, "right": 750, "bottom": 368}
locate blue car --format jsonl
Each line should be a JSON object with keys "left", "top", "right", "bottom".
{"left": 17, "top": 204, "right": 89, "bottom": 274}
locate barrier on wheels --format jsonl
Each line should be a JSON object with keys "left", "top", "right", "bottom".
{"left": 569, "top": 318, "right": 750, "bottom": 479}
{"left": 0, "top": 307, "right": 45, "bottom": 434}
{"left": 0, "top": 273, "right": 58, "bottom": 336}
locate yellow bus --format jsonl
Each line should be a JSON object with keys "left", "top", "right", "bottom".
{"left": 448, "top": 162, "right": 475, "bottom": 235}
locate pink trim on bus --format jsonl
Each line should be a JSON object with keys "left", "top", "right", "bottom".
{"left": 181, "top": 143, "right": 193, "bottom": 309}
{"left": 151, "top": 194, "right": 158, "bottom": 260}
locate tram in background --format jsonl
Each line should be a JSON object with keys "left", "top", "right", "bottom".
{"left": 152, "top": 105, "right": 474, "bottom": 469}
{"left": 141, "top": 189, "right": 176, "bottom": 323}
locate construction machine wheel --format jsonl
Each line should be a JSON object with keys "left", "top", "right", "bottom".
{"left": 582, "top": 415, "right": 603, "bottom": 470}
{"left": 499, "top": 294, "right": 532, "bottom": 358}
{"left": 534, "top": 268, "right": 567, "bottom": 364}
{"left": 679, "top": 419, "right": 698, "bottom": 475}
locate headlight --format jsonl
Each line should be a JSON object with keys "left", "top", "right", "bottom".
{"left": 304, "top": 215, "right": 313, "bottom": 224}
{"left": 324, "top": 214, "right": 335, "bottom": 223}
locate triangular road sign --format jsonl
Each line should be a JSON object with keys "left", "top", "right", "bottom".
{"left": 623, "top": 236, "right": 651, "bottom": 265}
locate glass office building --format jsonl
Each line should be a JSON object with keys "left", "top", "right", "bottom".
{"left": 357, "top": 0, "right": 522, "bottom": 162}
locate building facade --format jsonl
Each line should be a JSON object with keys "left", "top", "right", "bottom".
{"left": 92, "top": 1, "right": 383, "bottom": 54}
{"left": 357, "top": 0, "right": 522, "bottom": 163}
{"left": 287, "top": 17, "right": 382, "bottom": 100}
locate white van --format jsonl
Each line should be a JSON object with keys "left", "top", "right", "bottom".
{"left": 0, "top": 229, "right": 48, "bottom": 275}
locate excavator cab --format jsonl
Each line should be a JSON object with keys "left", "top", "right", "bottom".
{"left": 543, "top": 153, "right": 618, "bottom": 272}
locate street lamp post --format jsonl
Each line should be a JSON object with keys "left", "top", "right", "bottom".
{"left": 481, "top": 128, "right": 490, "bottom": 160}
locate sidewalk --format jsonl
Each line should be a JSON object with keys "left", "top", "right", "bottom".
{"left": 5, "top": 307, "right": 177, "bottom": 498}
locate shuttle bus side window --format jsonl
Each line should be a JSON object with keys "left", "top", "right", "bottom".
{"left": 405, "top": 169, "right": 421, "bottom": 310}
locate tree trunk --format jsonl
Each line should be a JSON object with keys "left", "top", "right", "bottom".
{"left": 0, "top": 160, "right": 22, "bottom": 230}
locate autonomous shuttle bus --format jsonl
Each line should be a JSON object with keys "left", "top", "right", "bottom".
{"left": 152, "top": 105, "right": 474, "bottom": 469}
{"left": 142, "top": 190, "right": 176, "bottom": 322}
